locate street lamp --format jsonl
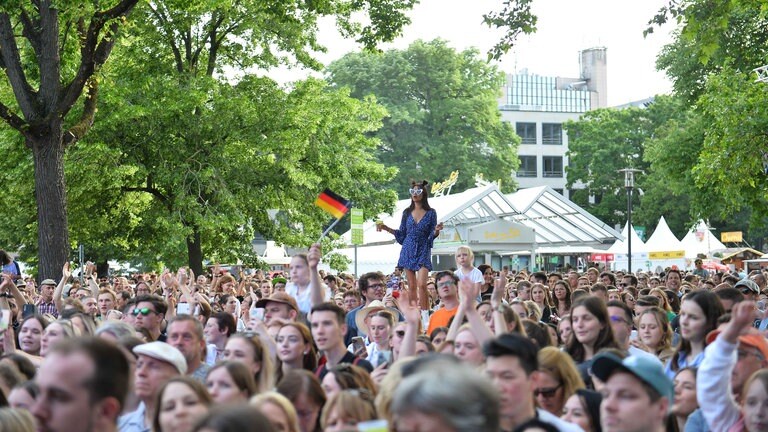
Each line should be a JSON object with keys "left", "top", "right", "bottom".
{"left": 619, "top": 168, "right": 642, "bottom": 273}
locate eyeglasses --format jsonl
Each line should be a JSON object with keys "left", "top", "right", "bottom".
{"left": 132, "top": 307, "right": 157, "bottom": 316}
{"left": 609, "top": 315, "right": 630, "bottom": 325}
{"left": 437, "top": 281, "right": 455, "bottom": 288}
{"left": 737, "top": 349, "right": 766, "bottom": 361}
{"left": 408, "top": 188, "right": 423, "bottom": 196}
{"left": 618, "top": 283, "right": 628, "bottom": 287}
{"left": 368, "top": 283, "right": 385, "bottom": 290}
{"left": 534, "top": 385, "right": 562, "bottom": 398}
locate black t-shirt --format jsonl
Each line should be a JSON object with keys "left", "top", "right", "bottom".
{"left": 314, "top": 351, "right": 374, "bottom": 380}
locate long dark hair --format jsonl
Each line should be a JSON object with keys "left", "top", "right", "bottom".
{"left": 404, "top": 180, "right": 432, "bottom": 213}
{"left": 670, "top": 290, "right": 723, "bottom": 373}
{"left": 552, "top": 280, "right": 572, "bottom": 312}
{"left": 565, "top": 296, "right": 618, "bottom": 363}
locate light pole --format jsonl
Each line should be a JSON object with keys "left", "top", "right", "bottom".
{"left": 619, "top": 168, "right": 641, "bottom": 274}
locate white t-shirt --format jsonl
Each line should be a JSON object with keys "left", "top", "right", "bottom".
{"left": 454, "top": 267, "right": 484, "bottom": 284}
{"left": 286, "top": 282, "right": 331, "bottom": 313}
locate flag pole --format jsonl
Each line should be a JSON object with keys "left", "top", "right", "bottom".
{"left": 318, "top": 217, "right": 343, "bottom": 243}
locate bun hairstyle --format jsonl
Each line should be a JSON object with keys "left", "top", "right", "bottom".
{"left": 406, "top": 180, "right": 432, "bottom": 212}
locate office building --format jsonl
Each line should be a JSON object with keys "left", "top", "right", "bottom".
{"left": 499, "top": 47, "right": 607, "bottom": 199}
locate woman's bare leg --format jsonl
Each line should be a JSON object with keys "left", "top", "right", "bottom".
{"left": 417, "top": 267, "right": 429, "bottom": 310}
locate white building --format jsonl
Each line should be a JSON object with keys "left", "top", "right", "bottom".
{"left": 499, "top": 48, "right": 607, "bottom": 199}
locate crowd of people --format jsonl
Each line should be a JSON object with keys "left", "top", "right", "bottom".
{"left": 0, "top": 244, "right": 766, "bottom": 432}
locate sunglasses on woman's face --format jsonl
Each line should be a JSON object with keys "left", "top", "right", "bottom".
{"left": 132, "top": 307, "right": 156, "bottom": 316}
{"left": 533, "top": 385, "right": 562, "bottom": 398}
{"left": 408, "top": 188, "right": 423, "bottom": 196}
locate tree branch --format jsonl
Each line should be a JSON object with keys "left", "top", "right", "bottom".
{"left": 0, "top": 100, "right": 33, "bottom": 141}
{"left": 148, "top": 3, "right": 184, "bottom": 74}
{"left": 0, "top": 13, "right": 37, "bottom": 120}
{"left": 63, "top": 77, "right": 99, "bottom": 146}
{"left": 19, "top": 8, "right": 41, "bottom": 56}
{"left": 57, "top": 1, "right": 138, "bottom": 118}
{"left": 38, "top": 0, "right": 61, "bottom": 112}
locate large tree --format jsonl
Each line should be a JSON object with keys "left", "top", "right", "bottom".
{"left": 564, "top": 96, "right": 687, "bottom": 228}
{"left": 68, "top": 0, "right": 417, "bottom": 274}
{"left": 326, "top": 39, "right": 520, "bottom": 196}
{"left": 0, "top": 1, "right": 139, "bottom": 280}
{"left": 647, "top": 0, "right": 768, "bottom": 237}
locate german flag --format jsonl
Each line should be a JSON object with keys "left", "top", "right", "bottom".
{"left": 315, "top": 189, "right": 351, "bottom": 219}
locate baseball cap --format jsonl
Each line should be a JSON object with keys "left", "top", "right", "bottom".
{"left": 706, "top": 329, "right": 768, "bottom": 360}
{"left": 591, "top": 352, "right": 674, "bottom": 402}
{"left": 133, "top": 342, "right": 187, "bottom": 374}
{"left": 40, "top": 279, "right": 56, "bottom": 286}
{"left": 734, "top": 279, "right": 759, "bottom": 294}
{"left": 255, "top": 292, "right": 299, "bottom": 312}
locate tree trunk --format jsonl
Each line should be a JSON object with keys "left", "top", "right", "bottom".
{"left": 186, "top": 225, "right": 204, "bottom": 277}
{"left": 30, "top": 128, "right": 69, "bottom": 282}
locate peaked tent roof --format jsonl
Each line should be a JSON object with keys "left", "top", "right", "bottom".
{"left": 680, "top": 220, "right": 727, "bottom": 258}
{"left": 607, "top": 223, "right": 648, "bottom": 254}
{"left": 645, "top": 216, "right": 684, "bottom": 252}
{"left": 505, "top": 186, "right": 623, "bottom": 246}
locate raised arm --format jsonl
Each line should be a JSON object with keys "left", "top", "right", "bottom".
{"left": 397, "top": 290, "right": 421, "bottom": 360}
{"left": 459, "top": 278, "right": 494, "bottom": 346}
{"left": 53, "top": 262, "right": 72, "bottom": 313}
{"left": 308, "top": 243, "right": 325, "bottom": 307}
{"left": 84, "top": 262, "right": 99, "bottom": 298}
{"left": 491, "top": 269, "right": 508, "bottom": 336}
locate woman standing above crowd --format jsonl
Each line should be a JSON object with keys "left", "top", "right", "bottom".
{"left": 377, "top": 180, "right": 442, "bottom": 310}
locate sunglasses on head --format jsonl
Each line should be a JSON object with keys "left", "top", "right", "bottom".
{"left": 408, "top": 188, "right": 423, "bottom": 196}
{"left": 132, "top": 307, "right": 156, "bottom": 316}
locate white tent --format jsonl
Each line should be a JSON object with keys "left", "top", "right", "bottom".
{"left": 645, "top": 216, "right": 686, "bottom": 270}
{"left": 680, "top": 220, "right": 727, "bottom": 259}
{"left": 608, "top": 223, "right": 649, "bottom": 271}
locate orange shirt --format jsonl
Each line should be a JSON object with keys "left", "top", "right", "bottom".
{"left": 427, "top": 305, "right": 458, "bottom": 335}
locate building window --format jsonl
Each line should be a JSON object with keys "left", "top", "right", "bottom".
{"left": 553, "top": 188, "right": 564, "bottom": 196}
{"left": 542, "top": 123, "right": 562, "bottom": 145}
{"left": 516, "top": 122, "right": 536, "bottom": 145}
{"left": 543, "top": 156, "right": 563, "bottom": 177}
{"left": 517, "top": 156, "right": 537, "bottom": 177}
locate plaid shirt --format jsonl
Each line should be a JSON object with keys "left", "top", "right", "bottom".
{"left": 35, "top": 299, "right": 58, "bottom": 318}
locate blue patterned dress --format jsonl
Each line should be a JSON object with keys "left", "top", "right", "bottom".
{"left": 394, "top": 208, "right": 437, "bottom": 271}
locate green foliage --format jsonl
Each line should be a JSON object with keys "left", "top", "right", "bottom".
{"left": 646, "top": 0, "right": 768, "bottom": 247}
{"left": 326, "top": 39, "right": 520, "bottom": 197}
{"left": 483, "top": 0, "right": 538, "bottom": 61}
{"left": 83, "top": 64, "right": 397, "bottom": 269}
{"left": 565, "top": 96, "right": 694, "bottom": 230}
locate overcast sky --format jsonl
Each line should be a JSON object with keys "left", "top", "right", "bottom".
{"left": 269, "top": 0, "right": 676, "bottom": 107}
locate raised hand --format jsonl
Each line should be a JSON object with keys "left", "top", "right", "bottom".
{"left": 307, "top": 243, "right": 322, "bottom": 269}
{"left": 723, "top": 301, "right": 759, "bottom": 343}
{"left": 176, "top": 268, "right": 188, "bottom": 286}
{"left": 491, "top": 271, "right": 506, "bottom": 309}
{"left": 61, "top": 262, "right": 71, "bottom": 281}
{"left": 400, "top": 290, "right": 421, "bottom": 325}
{"left": 0, "top": 273, "right": 12, "bottom": 291}
{"left": 459, "top": 277, "right": 479, "bottom": 311}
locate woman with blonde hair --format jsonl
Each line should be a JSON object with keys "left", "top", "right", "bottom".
{"left": 534, "top": 346, "right": 585, "bottom": 416}
{"left": 221, "top": 333, "right": 275, "bottom": 393}
{"left": 321, "top": 390, "right": 377, "bottom": 432}
{"left": 649, "top": 287, "right": 676, "bottom": 321}
{"left": 0, "top": 407, "right": 34, "bottom": 432}
{"left": 251, "top": 391, "right": 301, "bottom": 432}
